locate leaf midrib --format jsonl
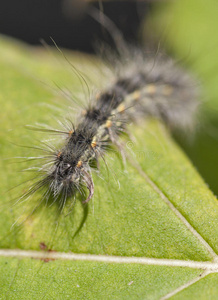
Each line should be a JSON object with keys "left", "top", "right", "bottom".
{"left": 0, "top": 249, "right": 218, "bottom": 271}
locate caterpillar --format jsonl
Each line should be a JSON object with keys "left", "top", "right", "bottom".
{"left": 20, "top": 46, "right": 198, "bottom": 209}
{"left": 11, "top": 4, "right": 199, "bottom": 215}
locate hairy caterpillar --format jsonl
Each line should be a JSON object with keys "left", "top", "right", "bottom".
{"left": 19, "top": 46, "right": 198, "bottom": 209}
{"left": 9, "top": 4, "right": 199, "bottom": 216}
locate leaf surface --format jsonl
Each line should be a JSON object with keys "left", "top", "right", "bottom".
{"left": 0, "top": 36, "right": 218, "bottom": 299}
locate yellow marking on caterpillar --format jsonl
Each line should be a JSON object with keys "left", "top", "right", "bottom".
{"left": 57, "top": 151, "right": 62, "bottom": 158}
{"left": 106, "top": 120, "right": 112, "bottom": 128}
{"left": 117, "top": 104, "right": 125, "bottom": 113}
{"left": 91, "top": 140, "right": 97, "bottom": 148}
{"left": 132, "top": 90, "right": 141, "bottom": 100}
{"left": 76, "top": 160, "right": 82, "bottom": 168}
{"left": 69, "top": 130, "right": 73, "bottom": 136}
{"left": 146, "top": 84, "right": 156, "bottom": 95}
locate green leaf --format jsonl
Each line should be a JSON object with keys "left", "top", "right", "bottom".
{"left": 1, "top": 35, "right": 218, "bottom": 299}
{"left": 149, "top": 0, "right": 218, "bottom": 197}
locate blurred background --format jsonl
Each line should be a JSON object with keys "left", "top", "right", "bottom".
{"left": 0, "top": 0, "right": 152, "bottom": 52}
{"left": 1, "top": 0, "right": 218, "bottom": 196}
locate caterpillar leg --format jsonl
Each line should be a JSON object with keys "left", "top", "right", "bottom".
{"left": 82, "top": 170, "right": 94, "bottom": 203}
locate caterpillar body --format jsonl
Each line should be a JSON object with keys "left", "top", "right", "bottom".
{"left": 24, "top": 49, "right": 198, "bottom": 207}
